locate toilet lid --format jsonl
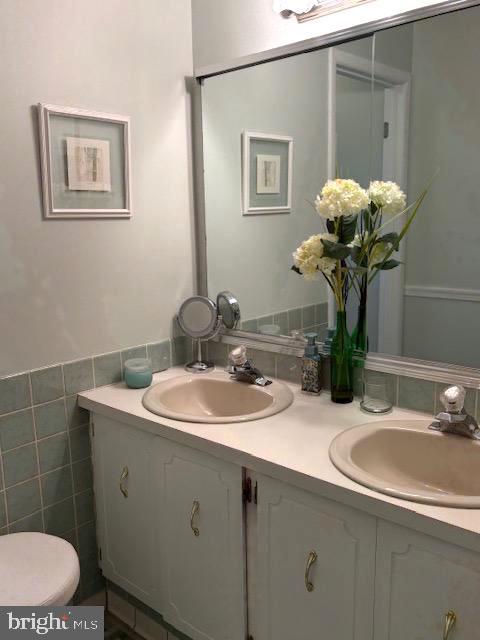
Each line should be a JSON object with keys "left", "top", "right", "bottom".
{"left": 0, "top": 532, "right": 80, "bottom": 606}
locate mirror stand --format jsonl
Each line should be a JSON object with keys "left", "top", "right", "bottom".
{"left": 185, "top": 339, "right": 214, "bottom": 374}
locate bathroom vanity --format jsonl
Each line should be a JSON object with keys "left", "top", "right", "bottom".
{"left": 79, "top": 367, "right": 480, "bottom": 640}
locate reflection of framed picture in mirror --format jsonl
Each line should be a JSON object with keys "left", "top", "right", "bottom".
{"left": 242, "top": 131, "right": 293, "bottom": 214}
{"left": 38, "top": 103, "right": 131, "bottom": 219}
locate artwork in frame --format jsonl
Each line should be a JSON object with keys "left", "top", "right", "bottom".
{"left": 242, "top": 131, "right": 293, "bottom": 215}
{"left": 38, "top": 104, "right": 131, "bottom": 218}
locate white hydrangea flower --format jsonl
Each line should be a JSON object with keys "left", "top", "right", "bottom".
{"left": 368, "top": 181, "right": 406, "bottom": 215}
{"left": 315, "top": 179, "right": 368, "bottom": 220}
{"left": 293, "top": 233, "right": 338, "bottom": 280}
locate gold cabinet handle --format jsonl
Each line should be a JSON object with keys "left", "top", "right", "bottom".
{"left": 119, "top": 466, "right": 129, "bottom": 498}
{"left": 190, "top": 500, "right": 200, "bottom": 536}
{"left": 443, "top": 610, "right": 457, "bottom": 640}
{"left": 305, "top": 550, "right": 317, "bottom": 592}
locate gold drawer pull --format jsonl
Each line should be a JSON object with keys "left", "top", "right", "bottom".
{"left": 443, "top": 610, "right": 456, "bottom": 639}
{"left": 119, "top": 466, "right": 129, "bottom": 498}
{"left": 305, "top": 550, "right": 317, "bottom": 592}
{"left": 190, "top": 500, "right": 200, "bottom": 536}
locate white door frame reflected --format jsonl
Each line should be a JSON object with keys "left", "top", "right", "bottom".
{"left": 327, "top": 48, "right": 411, "bottom": 355}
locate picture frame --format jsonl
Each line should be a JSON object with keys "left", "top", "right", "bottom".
{"left": 38, "top": 103, "right": 132, "bottom": 219}
{"left": 242, "top": 131, "right": 293, "bottom": 215}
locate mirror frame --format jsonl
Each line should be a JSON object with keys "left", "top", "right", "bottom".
{"left": 192, "top": 0, "right": 480, "bottom": 389}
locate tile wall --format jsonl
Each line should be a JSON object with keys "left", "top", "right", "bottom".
{"left": 0, "top": 336, "right": 187, "bottom": 602}
{"left": 241, "top": 302, "right": 328, "bottom": 341}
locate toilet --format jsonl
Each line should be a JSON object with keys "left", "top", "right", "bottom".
{"left": 0, "top": 532, "right": 80, "bottom": 605}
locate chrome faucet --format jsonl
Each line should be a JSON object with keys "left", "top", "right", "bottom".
{"left": 429, "top": 385, "right": 480, "bottom": 440}
{"left": 226, "top": 346, "right": 272, "bottom": 387}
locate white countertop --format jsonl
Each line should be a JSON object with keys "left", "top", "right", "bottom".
{"left": 78, "top": 366, "right": 480, "bottom": 552}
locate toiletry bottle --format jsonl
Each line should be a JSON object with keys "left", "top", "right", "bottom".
{"left": 301, "top": 333, "right": 322, "bottom": 394}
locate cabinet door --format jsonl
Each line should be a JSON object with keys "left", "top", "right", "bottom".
{"left": 92, "top": 414, "right": 157, "bottom": 606}
{"left": 254, "top": 475, "right": 376, "bottom": 640}
{"left": 375, "top": 520, "right": 480, "bottom": 640}
{"left": 154, "top": 438, "right": 245, "bottom": 640}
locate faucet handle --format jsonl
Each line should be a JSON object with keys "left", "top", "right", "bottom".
{"left": 440, "top": 385, "right": 466, "bottom": 414}
{"left": 228, "top": 345, "right": 248, "bottom": 367}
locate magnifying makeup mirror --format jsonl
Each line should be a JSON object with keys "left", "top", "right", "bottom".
{"left": 177, "top": 292, "right": 240, "bottom": 372}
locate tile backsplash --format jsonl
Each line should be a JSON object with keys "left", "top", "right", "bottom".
{"left": 0, "top": 335, "right": 186, "bottom": 602}
{"left": 241, "top": 301, "right": 328, "bottom": 340}
{"left": 207, "top": 341, "right": 480, "bottom": 418}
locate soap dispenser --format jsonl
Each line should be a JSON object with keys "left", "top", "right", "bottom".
{"left": 301, "top": 332, "right": 322, "bottom": 394}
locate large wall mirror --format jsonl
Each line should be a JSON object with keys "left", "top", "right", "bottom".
{"left": 199, "top": 3, "right": 480, "bottom": 372}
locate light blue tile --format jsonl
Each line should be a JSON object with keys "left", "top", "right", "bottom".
{"left": 69, "top": 425, "right": 90, "bottom": 463}
{"left": 2, "top": 444, "right": 38, "bottom": 487}
{"left": 78, "top": 521, "right": 97, "bottom": 559}
{"left": 121, "top": 346, "right": 147, "bottom": 368}
{"left": 241, "top": 319, "right": 258, "bottom": 332}
{"left": 63, "top": 359, "right": 94, "bottom": 395}
{"left": 302, "top": 305, "right": 315, "bottom": 329}
{"left": 272, "top": 312, "right": 288, "bottom": 335}
{"left": 6, "top": 479, "right": 41, "bottom": 522}
{"left": 93, "top": 352, "right": 122, "bottom": 387}
{"left": 275, "top": 354, "right": 301, "bottom": 384}
{"left": 0, "top": 374, "right": 31, "bottom": 415}
{"left": 38, "top": 432, "right": 70, "bottom": 474}
{"left": 30, "top": 366, "right": 63, "bottom": 404}
{"left": 171, "top": 336, "right": 189, "bottom": 366}
{"left": 75, "top": 490, "right": 94, "bottom": 525}
{"left": 398, "top": 376, "right": 435, "bottom": 414}
{"left": 41, "top": 466, "right": 73, "bottom": 507}
{"left": 44, "top": 497, "right": 75, "bottom": 535}
{"left": 315, "top": 302, "right": 328, "bottom": 325}
{"left": 60, "top": 529, "right": 78, "bottom": 550}
{"left": 147, "top": 341, "right": 171, "bottom": 373}
{"left": 0, "top": 409, "right": 34, "bottom": 451}
{"left": 206, "top": 341, "right": 228, "bottom": 367}
{"left": 0, "top": 492, "right": 6, "bottom": 528}
{"left": 287, "top": 308, "right": 302, "bottom": 332}
{"left": 72, "top": 458, "right": 93, "bottom": 493}
{"left": 249, "top": 349, "right": 276, "bottom": 378}
{"left": 34, "top": 399, "right": 66, "bottom": 439}
{"left": 257, "top": 315, "right": 274, "bottom": 333}
{"left": 9, "top": 510, "right": 44, "bottom": 533}
{"left": 79, "top": 551, "right": 102, "bottom": 586}
{"left": 65, "top": 396, "right": 89, "bottom": 430}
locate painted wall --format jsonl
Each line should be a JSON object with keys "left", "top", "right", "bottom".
{"left": 191, "top": 0, "right": 449, "bottom": 71}
{"left": 0, "top": 0, "right": 194, "bottom": 377}
{"left": 402, "top": 6, "right": 480, "bottom": 367}
{"left": 203, "top": 49, "right": 330, "bottom": 321}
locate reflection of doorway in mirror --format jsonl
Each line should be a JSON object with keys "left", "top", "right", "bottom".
{"left": 256, "top": 154, "right": 281, "bottom": 194}
{"left": 66, "top": 136, "right": 111, "bottom": 191}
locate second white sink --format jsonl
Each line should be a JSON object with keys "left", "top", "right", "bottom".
{"left": 329, "top": 419, "right": 480, "bottom": 508}
{"left": 142, "top": 371, "right": 294, "bottom": 423}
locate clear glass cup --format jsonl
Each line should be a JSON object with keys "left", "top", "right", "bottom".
{"left": 360, "top": 378, "right": 393, "bottom": 414}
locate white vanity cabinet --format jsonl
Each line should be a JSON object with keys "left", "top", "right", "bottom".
{"left": 152, "top": 437, "right": 245, "bottom": 640}
{"left": 92, "top": 413, "right": 246, "bottom": 640}
{"left": 252, "top": 475, "right": 376, "bottom": 640}
{"left": 374, "top": 521, "right": 480, "bottom": 639}
{"left": 92, "top": 415, "right": 158, "bottom": 607}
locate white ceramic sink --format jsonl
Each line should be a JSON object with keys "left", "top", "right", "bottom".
{"left": 142, "top": 371, "right": 294, "bottom": 423}
{"left": 329, "top": 419, "right": 480, "bottom": 508}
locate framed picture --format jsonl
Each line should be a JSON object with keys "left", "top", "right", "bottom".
{"left": 38, "top": 104, "right": 131, "bottom": 218}
{"left": 242, "top": 131, "right": 293, "bottom": 215}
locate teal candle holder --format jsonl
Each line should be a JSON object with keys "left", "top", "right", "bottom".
{"left": 124, "top": 358, "right": 153, "bottom": 389}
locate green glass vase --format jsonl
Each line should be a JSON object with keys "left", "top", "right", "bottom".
{"left": 330, "top": 311, "right": 353, "bottom": 404}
